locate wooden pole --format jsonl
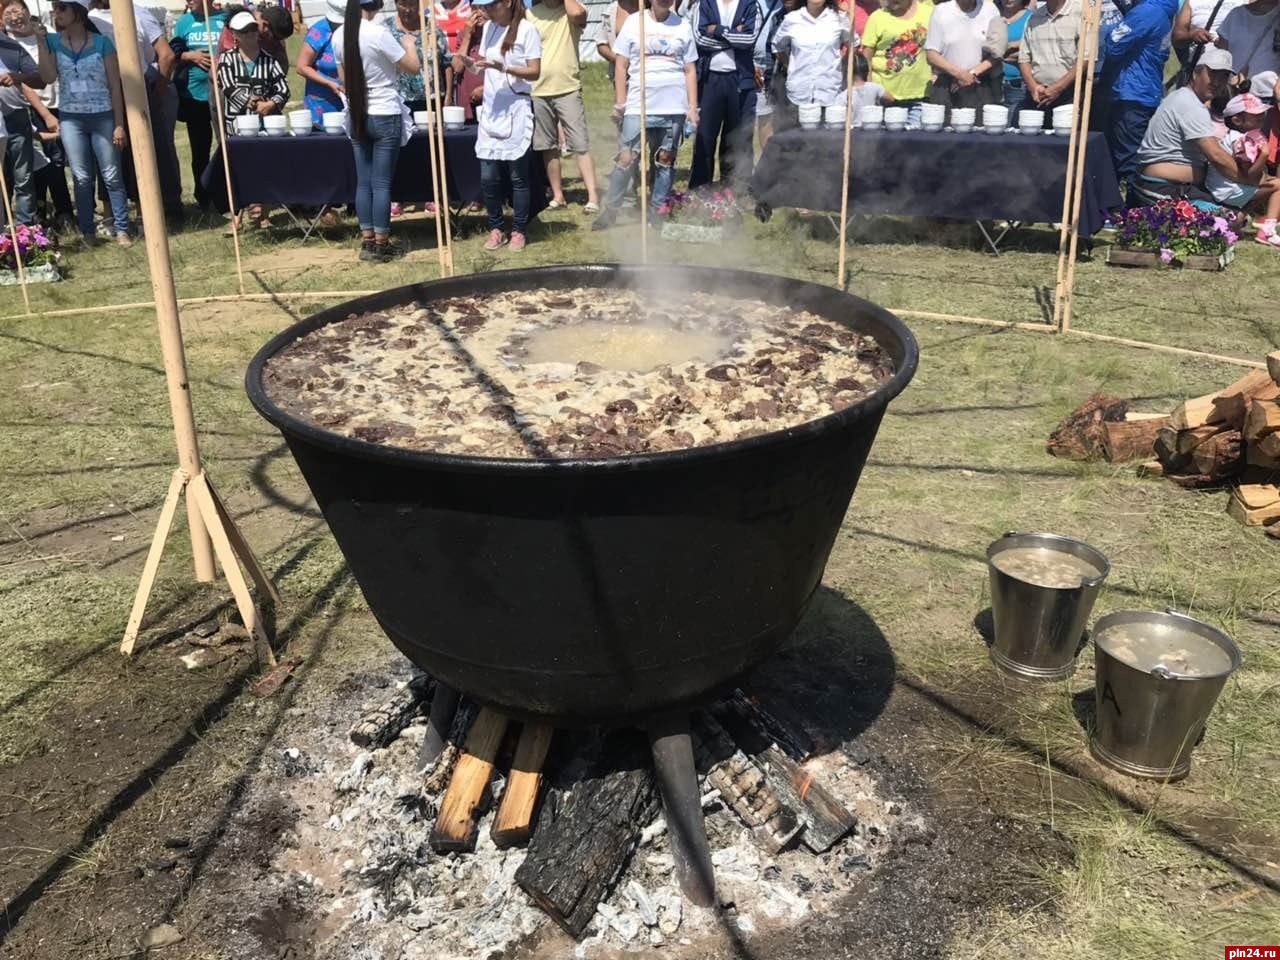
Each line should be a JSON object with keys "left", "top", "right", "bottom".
{"left": 1051, "top": 0, "right": 1100, "bottom": 332}
{"left": 416, "top": 0, "right": 449, "bottom": 274}
{"left": 0, "top": 154, "right": 32, "bottom": 315}
{"left": 110, "top": 0, "right": 275, "bottom": 658}
{"left": 425, "top": 3, "right": 455, "bottom": 273}
{"left": 1057, "top": 0, "right": 1102, "bottom": 334}
{"left": 202, "top": 0, "right": 246, "bottom": 296}
{"left": 637, "top": 3, "right": 648, "bottom": 262}
{"left": 835, "top": 24, "right": 857, "bottom": 290}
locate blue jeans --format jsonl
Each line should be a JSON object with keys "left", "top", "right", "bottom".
{"left": 606, "top": 114, "right": 685, "bottom": 214}
{"left": 4, "top": 110, "right": 36, "bottom": 225}
{"left": 351, "top": 113, "right": 402, "bottom": 234}
{"left": 1101, "top": 98, "right": 1155, "bottom": 199}
{"left": 690, "top": 70, "right": 756, "bottom": 192}
{"left": 60, "top": 111, "right": 128, "bottom": 237}
{"left": 1003, "top": 77, "right": 1025, "bottom": 124}
{"left": 480, "top": 153, "right": 531, "bottom": 234}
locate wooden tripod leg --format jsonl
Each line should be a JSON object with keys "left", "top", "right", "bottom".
{"left": 188, "top": 473, "right": 276, "bottom": 667}
{"left": 202, "top": 474, "right": 281, "bottom": 605}
{"left": 491, "top": 722, "right": 553, "bottom": 848}
{"left": 431, "top": 708, "right": 508, "bottom": 852}
{"left": 120, "top": 469, "right": 187, "bottom": 655}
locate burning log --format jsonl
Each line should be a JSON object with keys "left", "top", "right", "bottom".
{"left": 515, "top": 731, "right": 660, "bottom": 939}
{"left": 1047, "top": 394, "right": 1128, "bottom": 460}
{"left": 431, "top": 708, "right": 509, "bottom": 852}
{"left": 349, "top": 673, "right": 432, "bottom": 749}
{"left": 729, "top": 689, "right": 815, "bottom": 761}
{"left": 423, "top": 700, "right": 478, "bottom": 794}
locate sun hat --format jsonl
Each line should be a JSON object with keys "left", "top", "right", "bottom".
{"left": 326, "top": 0, "right": 345, "bottom": 19}
{"left": 1250, "top": 70, "right": 1278, "bottom": 100}
{"left": 54, "top": 0, "right": 90, "bottom": 8}
{"left": 1224, "top": 92, "right": 1267, "bottom": 117}
{"left": 228, "top": 10, "right": 257, "bottom": 30}
{"left": 1197, "top": 46, "right": 1234, "bottom": 73}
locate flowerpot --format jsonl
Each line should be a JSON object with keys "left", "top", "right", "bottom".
{"left": 0, "top": 262, "right": 61, "bottom": 284}
{"left": 1105, "top": 246, "right": 1233, "bottom": 271}
{"left": 660, "top": 222, "right": 725, "bottom": 245}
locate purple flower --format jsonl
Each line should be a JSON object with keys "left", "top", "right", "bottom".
{"left": 1159, "top": 248, "right": 1174, "bottom": 263}
{"left": 1225, "top": 231, "right": 1238, "bottom": 244}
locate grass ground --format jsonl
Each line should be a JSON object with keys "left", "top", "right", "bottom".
{"left": 0, "top": 63, "right": 1277, "bottom": 959}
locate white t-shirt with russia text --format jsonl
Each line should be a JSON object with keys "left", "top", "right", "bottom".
{"left": 613, "top": 10, "right": 698, "bottom": 116}
{"left": 334, "top": 17, "right": 408, "bottom": 115}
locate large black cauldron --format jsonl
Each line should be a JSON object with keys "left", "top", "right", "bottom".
{"left": 246, "top": 265, "right": 917, "bottom": 725}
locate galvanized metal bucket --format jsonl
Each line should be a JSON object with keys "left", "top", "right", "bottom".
{"left": 1090, "top": 610, "right": 1242, "bottom": 781}
{"left": 986, "top": 532, "right": 1110, "bottom": 681}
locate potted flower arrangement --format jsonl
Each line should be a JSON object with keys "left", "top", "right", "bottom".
{"left": 1106, "top": 200, "right": 1237, "bottom": 271}
{"left": 0, "top": 223, "right": 62, "bottom": 284}
{"left": 657, "top": 187, "right": 743, "bottom": 244}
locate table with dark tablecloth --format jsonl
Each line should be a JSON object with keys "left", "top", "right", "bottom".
{"left": 750, "top": 128, "right": 1121, "bottom": 236}
{"left": 201, "top": 125, "right": 548, "bottom": 217}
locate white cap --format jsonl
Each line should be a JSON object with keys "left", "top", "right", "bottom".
{"left": 228, "top": 10, "right": 257, "bottom": 30}
{"left": 326, "top": 0, "right": 345, "bottom": 20}
{"left": 1198, "top": 45, "right": 1234, "bottom": 74}
{"left": 1251, "top": 70, "right": 1278, "bottom": 99}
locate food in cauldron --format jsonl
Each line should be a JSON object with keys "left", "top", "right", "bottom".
{"left": 261, "top": 288, "right": 895, "bottom": 459}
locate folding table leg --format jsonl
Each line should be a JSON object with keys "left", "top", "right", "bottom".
{"left": 975, "top": 220, "right": 1013, "bottom": 256}
{"left": 299, "top": 205, "right": 331, "bottom": 242}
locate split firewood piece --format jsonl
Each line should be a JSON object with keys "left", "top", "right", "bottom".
{"left": 1154, "top": 426, "right": 1190, "bottom": 471}
{"left": 349, "top": 673, "right": 432, "bottom": 748}
{"left": 1047, "top": 394, "right": 1128, "bottom": 460}
{"left": 1171, "top": 370, "right": 1277, "bottom": 431}
{"left": 1136, "top": 459, "right": 1165, "bottom": 478}
{"left": 1233, "top": 481, "right": 1280, "bottom": 511}
{"left": 430, "top": 707, "right": 509, "bottom": 852}
{"left": 1267, "top": 350, "right": 1280, "bottom": 384}
{"left": 1228, "top": 487, "right": 1280, "bottom": 526}
{"left": 1256, "top": 432, "right": 1280, "bottom": 461}
{"left": 423, "top": 700, "right": 478, "bottom": 795}
{"left": 1101, "top": 414, "right": 1172, "bottom": 463}
{"left": 491, "top": 722, "right": 555, "bottom": 849}
{"left": 515, "top": 730, "right": 660, "bottom": 939}
{"left": 1175, "top": 424, "right": 1227, "bottom": 456}
{"left": 1190, "top": 429, "right": 1244, "bottom": 479}
{"left": 1247, "top": 443, "right": 1280, "bottom": 471}
{"left": 1244, "top": 399, "right": 1280, "bottom": 443}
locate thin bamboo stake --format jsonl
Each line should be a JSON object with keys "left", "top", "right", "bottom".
{"left": 0, "top": 290, "right": 383, "bottom": 322}
{"left": 637, "top": 3, "right": 648, "bottom": 262}
{"left": 835, "top": 24, "right": 857, "bottom": 290}
{"left": 203, "top": 0, "right": 246, "bottom": 295}
{"left": 425, "top": 3, "right": 455, "bottom": 272}
{"left": 109, "top": 0, "right": 216, "bottom": 581}
{"left": 416, "top": 0, "right": 449, "bottom": 274}
{"left": 1058, "top": 0, "right": 1103, "bottom": 334}
{"left": 0, "top": 158, "right": 32, "bottom": 314}
{"left": 1050, "top": 0, "right": 1092, "bottom": 330}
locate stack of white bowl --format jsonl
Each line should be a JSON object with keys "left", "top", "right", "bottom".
{"left": 858, "top": 104, "right": 885, "bottom": 129}
{"left": 413, "top": 110, "right": 435, "bottom": 131}
{"left": 321, "top": 111, "right": 346, "bottom": 134}
{"left": 233, "top": 114, "right": 260, "bottom": 136}
{"left": 823, "top": 101, "right": 846, "bottom": 129}
{"left": 982, "top": 104, "right": 1008, "bottom": 134}
{"left": 262, "top": 115, "right": 288, "bottom": 137}
{"left": 1017, "top": 109, "right": 1045, "bottom": 134}
{"left": 1052, "top": 104, "right": 1074, "bottom": 136}
{"left": 443, "top": 106, "right": 466, "bottom": 129}
{"left": 919, "top": 102, "right": 946, "bottom": 132}
{"left": 950, "top": 107, "right": 976, "bottom": 132}
{"left": 797, "top": 104, "right": 823, "bottom": 130}
{"left": 884, "top": 106, "right": 908, "bottom": 131}
{"left": 288, "top": 109, "right": 313, "bottom": 136}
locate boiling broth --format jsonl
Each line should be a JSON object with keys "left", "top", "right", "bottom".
{"left": 523, "top": 321, "right": 733, "bottom": 371}
{"left": 991, "top": 546, "right": 1101, "bottom": 588}
{"left": 1096, "top": 623, "right": 1233, "bottom": 678}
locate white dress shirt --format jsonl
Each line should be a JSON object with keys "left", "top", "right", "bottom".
{"left": 772, "top": 6, "right": 850, "bottom": 106}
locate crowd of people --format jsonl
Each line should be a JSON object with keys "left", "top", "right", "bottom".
{"left": 0, "top": 0, "right": 1275, "bottom": 258}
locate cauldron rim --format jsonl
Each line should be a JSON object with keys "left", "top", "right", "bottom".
{"left": 245, "top": 264, "right": 919, "bottom": 474}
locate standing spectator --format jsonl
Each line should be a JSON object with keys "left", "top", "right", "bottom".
{"left": 860, "top": 0, "right": 933, "bottom": 124}
{"left": 1097, "top": 0, "right": 1179, "bottom": 193}
{"left": 386, "top": 0, "right": 451, "bottom": 111}
{"left": 47, "top": 0, "right": 130, "bottom": 245}
{"left": 470, "top": 0, "right": 542, "bottom": 251}
{"left": 1017, "top": 0, "right": 1079, "bottom": 125}
{"left": 689, "top": 0, "right": 762, "bottom": 192}
{"left": 754, "top": 0, "right": 785, "bottom": 145}
{"left": 925, "top": 0, "right": 1005, "bottom": 110}
{"left": 435, "top": 0, "right": 473, "bottom": 52}
{"left": 452, "top": 5, "right": 486, "bottom": 119}
{"left": 87, "top": 0, "right": 182, "bottom": 221}
{"left": 596, "top": 0, "right": 638, "bottom": 79}
{"left": 772, "top": 0, "right": 850, "bottom": 125}
{"left": 217, "top": 11, "right": 289, "bottom": 138}
{"left": 1000, "top": 0, "right": 1032, "bottom": 119}
{"left": 593, "top": 0, "right": 698, "bottom": 227}
{"left": 216, "top": 4, "right": 290, "bottom": 70}
{"left": 298, "top": 0, "right": 345, "bottom": 125}
{"left": 0, "top": 6, "right": 51, "bottom": 228}
{"left": 4, "top": 0, "right": 69, "bottom": 225}
{"left": 171, "top": 0, "right": 225, "bottom": 211}
{"left": 528, "top": 0, "right": 599, "bottom": 212}
{"left": 1172, "top": 0, "right": 1244, "bottom": 70}
{"left": 1215, "top": 0, "right": 1280, "bottom": 84}
{"left": 335, "top": 0, "right": 420, "bottom": 260}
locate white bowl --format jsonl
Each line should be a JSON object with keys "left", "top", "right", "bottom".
{"left": 884, "top": 107, "right": 908, "bottom": 123}
{"left": 442, "top": 106, "right": 466, "bottom": 126}
{"left": 921, "top": 122, "right": 944, "bottom": 132}
{"left": 884, "top": 121, "right": 905, "bottom": 131}
{"left": 952, "top": 123, "right": 974, "bottom": 133}
{"left": 263, "top": 127, "right": 288, "bottom": 137}
{"left": 983, "top": 124, "right": 1006, "bottom": 135}
{"left": 799, "top": 121, "right": 821, "bottom": 130}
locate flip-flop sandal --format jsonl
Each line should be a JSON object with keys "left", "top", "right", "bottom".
{"left": 583, "top": 202, "right": 600, "bottom": 214}
{"left": 546, "top": 199, "right": 567, "bottom": 210}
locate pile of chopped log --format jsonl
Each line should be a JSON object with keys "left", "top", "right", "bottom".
{"left": 1049, "top": 353, "right": 1280, "bottom": 538}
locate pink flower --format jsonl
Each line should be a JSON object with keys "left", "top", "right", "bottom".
{"left": 1159, "top": 248, "right": 1174, "bottom": 263}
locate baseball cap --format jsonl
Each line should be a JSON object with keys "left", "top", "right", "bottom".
{"left": 54, "top": 0, "right": 90, "bottom": 8}
{"left": 1198, "top": 45, "right": 1234, "bottom": 74}
{"left": 1250, "top": 70, "right": 1278, "bottom": 100}
{"left": 1224, "top": 93, "right": 1267, "bottom": 117}
{"left": 228, "top": 10, "right": 256, "bottom": 29}
{"left": 326, "top": 0, "right": 344, "bottom": 19}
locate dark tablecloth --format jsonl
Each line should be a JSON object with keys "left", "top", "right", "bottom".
{"left": 201, "top": 125, "right": 547, "bottom": 216}
{"left": 750, "top": 128, "right": 1122, "bottom": 236}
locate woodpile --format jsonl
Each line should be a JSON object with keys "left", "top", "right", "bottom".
{"left": 1049, "top": 353, "right": 1280, "bottom": 535}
